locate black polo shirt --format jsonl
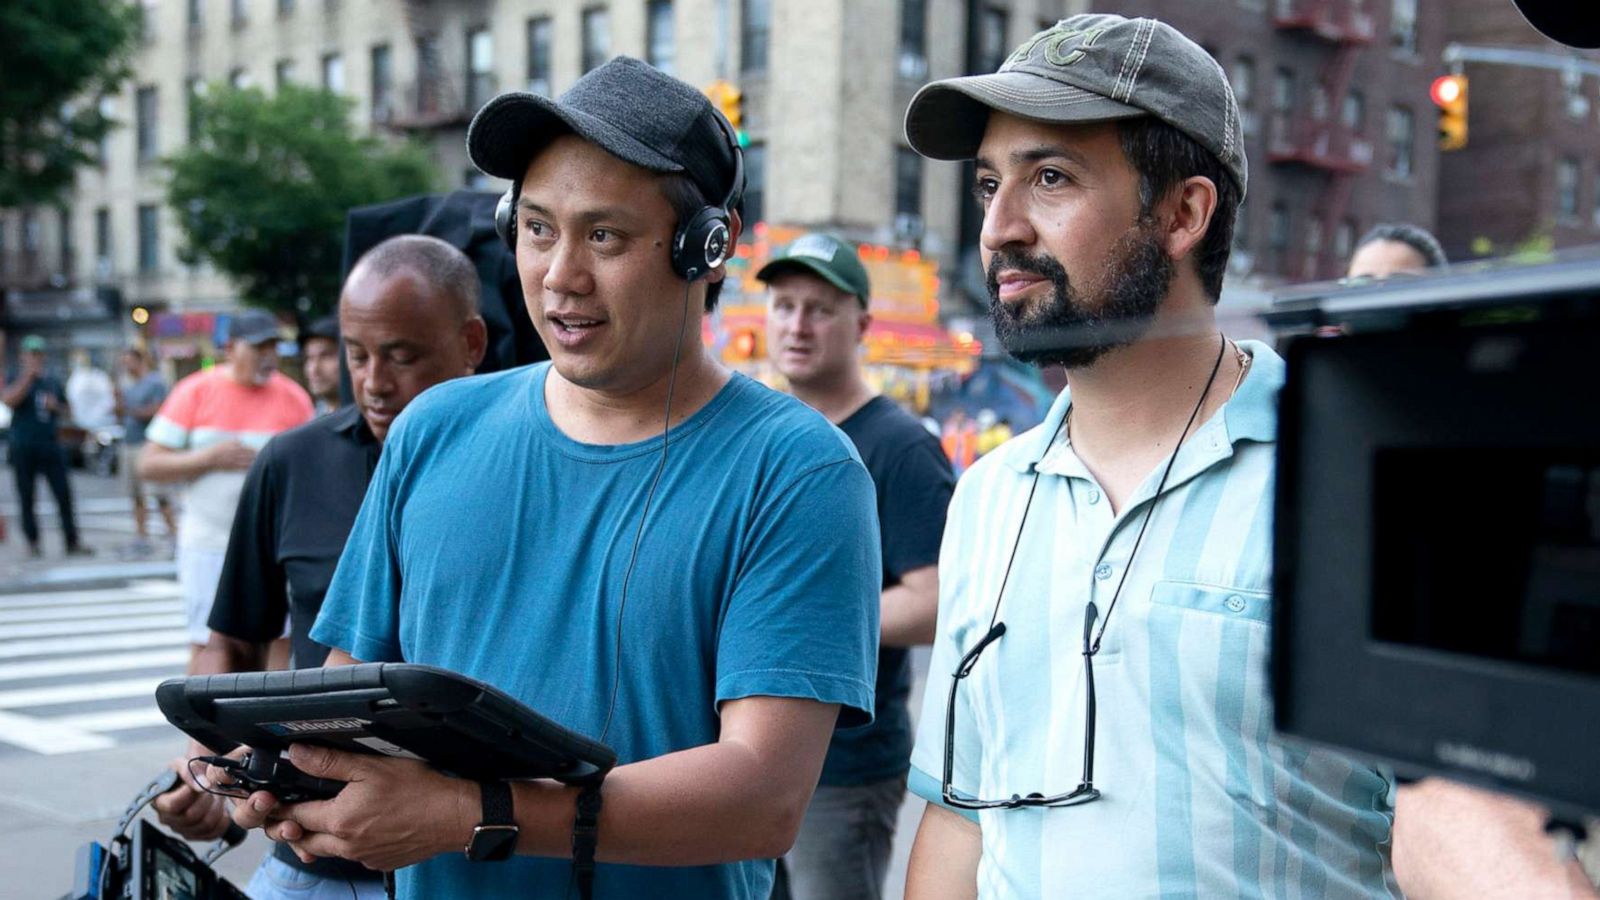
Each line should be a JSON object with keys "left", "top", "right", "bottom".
{"left": 208, "top": 404, "right": 382, "bottom": 882}
{"left": 210, "top": 404, "right": 380, "bottom": 667}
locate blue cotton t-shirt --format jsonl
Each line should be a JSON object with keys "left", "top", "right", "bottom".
{"left": 312, "top": 363, "right": 882, "bottom": 900}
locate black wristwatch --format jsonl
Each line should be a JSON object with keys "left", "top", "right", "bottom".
{"left": 464, "top": 780, "right": 519, "bottom": 862}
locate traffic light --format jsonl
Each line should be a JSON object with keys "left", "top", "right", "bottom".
{"left": 1430, "top": 74, "right": 1468, "bottom": 151}
{"left": 704, "top": 80, "right": 749, "bottom": 147}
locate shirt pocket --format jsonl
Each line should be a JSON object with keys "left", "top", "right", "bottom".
{"left": 1150, "top": 580, "right": 1271, "bottom": 625}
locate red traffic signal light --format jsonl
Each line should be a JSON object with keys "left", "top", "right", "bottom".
{"left": 1429, "top": 75, "right": 1468, "bottom": 151}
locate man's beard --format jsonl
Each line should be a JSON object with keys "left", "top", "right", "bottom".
{"left": 986, "top": 221, "right": 1175, "bottom": 369}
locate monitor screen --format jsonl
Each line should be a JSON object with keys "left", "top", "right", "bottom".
{"left": 1372, "top": 448, "right": 1600, "bottom": 676}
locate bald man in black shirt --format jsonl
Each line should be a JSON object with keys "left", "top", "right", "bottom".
{"left": 153, "top": 235, "right": 487, "bottom": 900}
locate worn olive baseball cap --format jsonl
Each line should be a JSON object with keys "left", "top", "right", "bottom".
{"left": 755, "top": 233, "right": 872, "bottom": 307}
{"left": 904, "top": 14, "right": 1247, "bottom": 198}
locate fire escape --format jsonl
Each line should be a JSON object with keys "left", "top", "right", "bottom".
{"left": 1267, "top": 0, "right": 1375, "bottom": 281}
{"left": 379, "top": 0, "right": 473, "bottom": 131}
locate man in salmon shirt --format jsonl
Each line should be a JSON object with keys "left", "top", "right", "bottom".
{"left": 138, "top": 309, "right": 313, "bottom": 670}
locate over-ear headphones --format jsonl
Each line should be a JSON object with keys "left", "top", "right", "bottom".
{"left": 494, "top": 108, "right": 746, "bottom": 283}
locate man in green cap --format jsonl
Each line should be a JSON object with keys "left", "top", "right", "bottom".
{"left": 758, "top": 233, "right": 953, "bottom": 900}
{"left": 3, "top": 335, "right": 91, "bottom": 557}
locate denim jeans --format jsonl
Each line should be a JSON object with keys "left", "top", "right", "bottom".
{"left": 772, "top": 775, "right": 906, "bottom": 900}
{"left": 244, "top": 854, "right": 387, "bottom": 900}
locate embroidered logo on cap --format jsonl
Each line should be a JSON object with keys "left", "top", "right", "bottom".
{"left": 786, "top": 234, "right": 839, "bottom": 263}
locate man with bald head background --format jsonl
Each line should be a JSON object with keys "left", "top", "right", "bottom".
{"left": 154, "top": 235, "right": 487, "bottom": 900}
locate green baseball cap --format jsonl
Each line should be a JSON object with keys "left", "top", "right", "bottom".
{"left": 754, "top": 233, "right": 872, "bottom": 306}
{"left": 904, "top": 14, "right": 1247, "bottom": 199}
{"left": 20, "top": 335, "right": 46, "bottom": 352}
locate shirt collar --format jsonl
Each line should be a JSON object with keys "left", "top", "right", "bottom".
{"left": 330, "top": 404, "right": 379, "bottom": 446}
{"left": 995, "top": 339, "right": 1284, "bottom": 476}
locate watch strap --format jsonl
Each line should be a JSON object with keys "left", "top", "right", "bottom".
{"left": 465, "top": 780, "right": 518, "bottom": 862}
{"left": 571, "top": 780, "right": 604, "bottom": 900}
{"left": 479, "top": 779, "right": 514, "bottom": 826}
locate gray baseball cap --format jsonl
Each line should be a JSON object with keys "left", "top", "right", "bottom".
{"left": 466, "top": 56, "right": 739, "bottom": 206}
{"left": 904, "top": 14, "right": 1247, "bottom": 198}
{"left": 225, "top": 310, "right": 280, "bottom": 345}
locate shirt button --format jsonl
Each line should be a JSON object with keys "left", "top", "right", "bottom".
{"left": 1087, "top": 489, "right": 1102, "bottom": 505}
{"left": 1225, "top": 595, "right": 1247, "bottom": 613}
{"left": 1094, "top": 563, "right": 1113, "bottom": 581}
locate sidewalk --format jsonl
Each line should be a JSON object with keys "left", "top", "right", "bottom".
{"left": 0, "top": 467, "right": 177, "bottom": 589}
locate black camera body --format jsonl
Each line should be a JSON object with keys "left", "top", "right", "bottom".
{"left": 67, "top": 820, "right": 247, "bottom": 900}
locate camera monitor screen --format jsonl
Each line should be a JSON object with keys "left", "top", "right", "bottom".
{"left": 1373, "top": 448, "right": 1600, "bottom": 676}
{"left": 1273, "top": 318, "right": 1600, "bottom": 818}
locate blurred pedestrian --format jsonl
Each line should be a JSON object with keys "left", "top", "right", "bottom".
{"left": 138, "top": 311, "right": 312, "bottom": 670}
{"left": 66, "top": 350, "right": 116, "bottom": 429}
{"left": 230, "top": 58, "right": 880, "bottom": 900}
{"left": 116, "top": 348, "right": 176, "bottom": 554}
{"left": 900, "top": 14, "right": 1399, "bottom": 897}
{"left": 941, "top": 408, "right": 978, "bottom": 475}
{"left": 3, "top": 335, "right": 91, "bottom": 557}
{"left": 301, "top": 315, "right": 342, "bottom": 415}
{"left": 760, "top": 232, "right": 954, "bottom": 900}
{"left": 155, "top": 235, "right": 487, "bottom": 900}
{"left": 1346, "top": 223, "right": 1447, "bottom": 281}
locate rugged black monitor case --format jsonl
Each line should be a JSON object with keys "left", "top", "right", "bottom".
{"left": 157, "top": 663, "right": 616, "bottom": 787}
{"left": 1271, "top": 260, "right": 1600, "bottom": 820}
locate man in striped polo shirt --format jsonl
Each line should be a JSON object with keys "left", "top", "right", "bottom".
{"left": 900, "top": 15, "right": 1399, "bottom": 898}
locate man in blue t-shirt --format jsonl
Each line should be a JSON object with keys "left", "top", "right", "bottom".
{"left": 230, "top": 58, "right": 882, "bottom": 900}
{"left": 3, "top": 335, "right": 90, "bottom": 557}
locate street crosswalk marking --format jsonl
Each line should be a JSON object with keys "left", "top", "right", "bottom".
{"left": 0, "top": 577, "right": 187, "bottom": 756}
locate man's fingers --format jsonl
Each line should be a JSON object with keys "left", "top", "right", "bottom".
{"left": 231, "top": 790, "right": 278, "bottom": 829}
{"left": 286, "top": 743, "right": 360, "bottom": 781}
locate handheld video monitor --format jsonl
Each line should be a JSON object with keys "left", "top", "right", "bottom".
{"left": 156, "top": 663, "right": 616, "bottom": 786}
{"left": 1273, "top": 308, "right": 1600, "bottom": 819}
{"left": 129, "top": 818, "right": 250, "bottom": 900}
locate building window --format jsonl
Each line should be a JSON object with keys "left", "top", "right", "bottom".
{"left": 895, "top": 147, "right": 922, "bottom": 217}
{"left": 96, "top": 96, "right": 116, "bottom": 166}
{"left": 467, "top": 28, "right": 494, "bottom": 110}
{"left": 136, "top": 86, "right": 159, "bottom": 164}
{"left": 526, "top": 18, "right": 552, "bottom": 95}
{"left": 1556, "top": 157, "right": 1579, "bottom": 221}
{"left": 321, "top": 53, "right": 345, "bottom": 93}
{"left": 1386, "top": 105, "right": 1413, "bottom": 178}
{"left": 742, "top": 143, "right": 766, "bottom": 227}
{"left": 275, "top": 59, "right": 296, "bottom": 89}
{"left": 22, "top": 211, "right": 40, "bottom": 256}
{"left": 978, "top": 7, "right": 1009, "bottom": 74}
{"left": 1335, "top": 219, "right": 1356, "bottom": 260}
{"left": 186, "top": 77, "right": 204, "bottom": 141}
{"left": 582, "top": 8, "right": 611, "bottom": 74}
{"left": 137, "top": 205, "right": 159, "bottom": 274}
{"left": 1269, "top": 202, "right": 1290, "bottom": 253}
{"left": 647, "top": 1, "right": 675, "bottom": 75}
{"left": 58, "top": 207, "right": 74, "bottom": 275}
{"left": 741, "top": 0, "right": 769, "bottom": 73}
{"left": 188, "top": 0, "right": 203, "bottom": 30}
{"left": 95, "top": 207, "right": 112, "bottom": 274}
{"left": 1593, "top": 166, "right": 1600, "bottom": 229}
{"left": 229, "top": 67, "right": 251, "bottom": 89}
{"left": 1272, "top": 67, "right": 1295, "bottom": 112}
{"left": 1231, "top": 56, "right": 1256, "bottom": 107}
{"left": 371, "top": 44, "right": 393, "bottom": 121}
{"left": 899, "top": 0, "right": 928, "bottom": 80}
{"left": 1389, "top": 0, "right": 1417, "bottom": 53}
{"left": 415, "top": 35, "right": 441, "bottom": 114}
{"left": 231, "top": 0, "right": 247, "bottom": 28}
{"left": 277, "top": 0, "right": 294, "bottom": 16}
{"left": 1342, "top": 89, "right": 1365, "bottom": 131}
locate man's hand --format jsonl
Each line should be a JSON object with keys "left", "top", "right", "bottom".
{"left": 203, "top": 440, "right": 257, "bottom": 472}
{"left": 234, "top": 744, "right": 474, "bottom": 872}
{"left": 152, "top": 747, "right": 234, "bottom": 841}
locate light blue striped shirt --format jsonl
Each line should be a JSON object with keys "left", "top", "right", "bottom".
{"left": 908, "top": 341, "right": 1400, "bottom": 899}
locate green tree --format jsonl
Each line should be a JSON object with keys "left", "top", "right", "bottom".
{"left": 0, "top": 0, "right": 141, "bottom": 206}
{"left": 166, "top": 84, "right": 438, "bottom": 318}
